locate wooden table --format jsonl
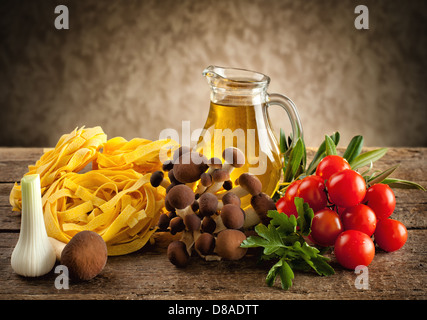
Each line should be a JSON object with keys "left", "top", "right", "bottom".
{"left": 0, "top": 147, "right": 426, "bottom": 301}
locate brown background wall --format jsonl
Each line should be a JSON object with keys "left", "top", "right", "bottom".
{"left": 1, "top": 0, "right": 426, "bottom": 148}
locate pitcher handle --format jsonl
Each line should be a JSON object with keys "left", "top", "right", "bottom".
{"left": 267, "top": 93, "right": 303, "bottom": 147}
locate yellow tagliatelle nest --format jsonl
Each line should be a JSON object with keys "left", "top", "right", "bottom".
{"left": 10, "top": 126, "right": 178, "bottom": 255}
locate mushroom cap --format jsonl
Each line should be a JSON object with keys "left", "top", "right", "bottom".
{"left": 157, "top": 213, "right": 170, "bottom": 230}
{"left": 168, "top": 169, "right": 180, "bottom": 185}
{"left": 167, "top": 240, "right": 189, "bottom": 268}
{"left": 222, "top": 180, "right": 233, "bottom": 191}
{"left": 220, "top": 204, "right": 245, "bottom": 229}
{"left": 215, "top": 229, "right": 247, "bottom": 260}
{"left": 195, "top": 233, "right": 215, "bottom": 255}
{"left": 250, "top": 192, "right": 277, "bottom": 225}
{"left": 169, "top": 216, "right": 185, "bottom": 235}
{"left": 172, "top": 146, "right": 192, "bottom": 162}
{"left": 60, "top": 230, "right": 107, "bottom": 281}
{"left": 173, "top": 152, "right": 209, "bottom": 183}
{"left": 222, "top": 147, "right": 245, "bottom": 168}
{"left": 222, "top": 192, "right": 241, "bottom": 207}
{"left": 183, "top": 213, "right": 201, "bottom": 232}
{"left": 201, "top": 216, "right": 216, "bottom": 234}
{"left": 198, "top": 192, "right": 218, "bottom": 217}
{"left": 238, "top": 173, "right": 262, "bottom": 196}
{"left": 207, "top": 157, "right": 223, "bottom": 169}
{"left": 211, "top": 169, "right": 230, "bottom": 182}
{"left": 162, "top": 159, "right": 174, "bottom": 171}
{"left": 150, "top": 171, "right": 164, "bottom": 188}
{"left": 166, "top": 184, "right": 195, "bottom": 209}
{"left": 200, "top": 172, "right": 213, "bottom": 187}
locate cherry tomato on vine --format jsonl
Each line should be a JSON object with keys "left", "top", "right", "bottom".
{"left": 297, "top": 175, "right": 328, "bottom": 213}
{"left": 364, "top": 183, "right": 396, "bottom": 220}
{"left": 277, "top": 179, "right": 302, "bottom": 217}
{"left": 374, "top": 218, "right": 407, "bottom": 252}
{"left": 316, "top": 155, "right": 351, "bottom": 181}
{"left": 341, "top": 204, "right": 377, "bottom": 236}
{"left": 310, "top": 208, "right": 343, "bottom": 247}
{"left": 326, "top": 170, "right": 366, "bottom": 208}
{"left": 334, "top": 230, "right": 375, "bottom": 270}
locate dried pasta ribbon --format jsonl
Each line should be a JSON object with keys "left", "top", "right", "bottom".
{"left": 9, "top": 126, "right": 179, "bottom": 255}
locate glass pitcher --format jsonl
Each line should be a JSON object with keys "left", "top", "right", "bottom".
{"left": 195, "top": 66, "right": 303, "bottom": 208}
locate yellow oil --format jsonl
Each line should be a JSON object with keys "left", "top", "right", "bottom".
{"left": 195, "top": 101, "right": 282, "bottom": 207}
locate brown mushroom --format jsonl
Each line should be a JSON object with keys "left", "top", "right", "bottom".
{"left": 220, "top": 204, "right": 245, "bottom": 230}
{"left": 183, "top": 213, "right": 201, "bottom": 232}
{"left": 157, "top": 213, "right": 171, "bottom": 230}
{"left": 198, "top": 192, "right": 218, "bottom": 217}
{"left": 227, "top": 173, "right": 262, "bottom": 198}
{"left": 222, "top": 147, "right": 245, "bottom": 169}
{"left": 195, "top": 233, "right": 215, "bottom": 256}
{"left": 221, "top": 192, "right": 242, "bottom": 207}
{"left": 201, "top": 216, "right": 216, "bottom": 234}
{"left": 60, "top": 230, "right": 108, "bottom": 281}
{"left": 215, "top": 229, "right": 247, "bottom": 260}
{"left": 167, "top": 240, "right": 190, "bottom": 268}
{"left": 250, "top": 192, "right": 277, "bottom": 225}
{"left": 166, "top": 184, "right": 196, "bottom": 217}
{"left": 150, "top": 171, "right": 170, "bottom": 188}
{"left": 173, "top": 152, "right": 208, "bottom": 183}
{"left": 169, "top": 216, "right": 185, "bottom": 235}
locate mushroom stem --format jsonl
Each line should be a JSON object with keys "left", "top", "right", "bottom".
{"left": 48, "top": 237, "right": 67, "bottom": 261}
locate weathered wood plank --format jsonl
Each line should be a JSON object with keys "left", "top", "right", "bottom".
{"left": 0, "top": 230, "right": 425, "bottom": 300}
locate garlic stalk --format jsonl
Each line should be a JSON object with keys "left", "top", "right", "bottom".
{"left": 11, "top": 174, "right": 56, "bottom": 277}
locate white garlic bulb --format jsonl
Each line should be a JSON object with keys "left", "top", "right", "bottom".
{"left": 11, "top": 174, "right": 56, "bottom": 277}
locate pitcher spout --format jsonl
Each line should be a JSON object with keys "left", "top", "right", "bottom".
{"left": 202, "top": 65, "right": 270, "bottom": 89}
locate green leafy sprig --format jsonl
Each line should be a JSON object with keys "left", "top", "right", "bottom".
{"left": 240, "top": 198, "right": 335, "bottom": 290}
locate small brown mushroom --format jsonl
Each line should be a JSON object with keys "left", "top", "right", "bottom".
{"left": 167, "top": 240, "right": 190, "bottom": 268}
{"left": 172, "top": 146, "right": 192, "bottom": 163}
{"left": 173, "top": 152, "right": 209, "bottom": 183}
{"left": 166, "top": 184, "right": 196, "bottom": 217}
{"left": 250, "top": 192, "right": 277, "bottom": 225}
{"left": 220, "top": 204, "right": 245, "bottom": 230}
{"left": 150, "top": 171, "right": 170, "bottom": 188}
{"left": 215, "top": 229, "right": 247, "bottom": 260}
{"left": 60, "top": 230, "right": 108, "bottom": 281}
{"left": 227, "top": 173, "right": 262, "bottom": 198}
{"left": 195, "top": 233, "right": 216, "bottom": 256}
{"left": 222, "top": 147, "right": 245, "bottom": 169}
{"left": 157, "top": 213, "right": 171, "bottom": 230}
{"left": 201, "top": 216, "right": 216, "bottom": 234}
{"left": 198, "top": 192, "right": 218, "bottom": 217}
{"left": 221, "top": 192, "right": 241, "bottom": 207}
{"left": 169, "top": 216, "right": 185, "bottom": 235}
{"left": 183, "top": 213, "right": 201, "bottom": 232}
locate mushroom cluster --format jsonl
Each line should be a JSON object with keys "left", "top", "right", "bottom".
{"left": 150, "top": 146, "right": 277, "bottom": 268}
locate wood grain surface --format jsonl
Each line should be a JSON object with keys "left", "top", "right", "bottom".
{"left": 0, "top": 147, "right": 426, "bottom": 300}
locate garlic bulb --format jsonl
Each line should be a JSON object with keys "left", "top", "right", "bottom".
{"left": 11, "top": 174, "right": 56, "bottom": 277}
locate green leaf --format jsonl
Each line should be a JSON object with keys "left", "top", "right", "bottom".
{"left": 343, "top": 135, "right": 364, "bottom": 163}
{"left": 325, "top": 135, "right": 337, "bottom": 156}
{"left": 278, "top": 259, "right": 294, "bottom": 290}
{"left": 349, "top": 148, "right": 388, "bottom": 170}
{"left": 283, "top": 138, "right": 305, "bottom": 182}
{"left": 306, "top": 132, "right": 340, "bottom": 175}
{"left": 294, "top": 197, "right": 314, "bottom": 236}
{"left": 367, "top": 164, "right": 399, "bottom": 185}
{"left": 280, "top": 128, "right": 288, "bottom": 153}
{"left": 381, "top": 178, "right": 426, "bottom": 191}
{"left": 267, "top": 210, "right": 297, "bottom": 234}
{"left": 254, "top": 224, "right": 284, "bottom": 256}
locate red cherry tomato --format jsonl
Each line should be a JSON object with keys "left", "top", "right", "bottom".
{"left": 277, "top": 179, "right": 302, "bottom": 217}
{"left": 310, "top": 208, "right": 343, "bottom": 247}
{"left": 374, "top": 218, "right": 407, "bottom": 252}
{"left": 364, "top": 183, "right": 396, "bottom": 220}
{"left": 297, "top": 175, "right": 328, "bottom": 213}
{"left": 316, "top": 155, "right": 351, "bottom": 181}
{"left": 326, "top": 170, "right": 366, "bottom": 208}
{"left": 341, "top": 204, "right": 377, "bottom": 236}
{"left": 334, "top": 230, "right": 375, "bottom": 270}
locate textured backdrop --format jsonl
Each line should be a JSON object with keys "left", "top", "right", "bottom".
{"left": 1, "top": 0, "right": 426, "bottom": 148}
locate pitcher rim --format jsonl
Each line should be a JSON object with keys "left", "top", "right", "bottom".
{"left": 203, "top": 65, "right": 270, "bottom": 87}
